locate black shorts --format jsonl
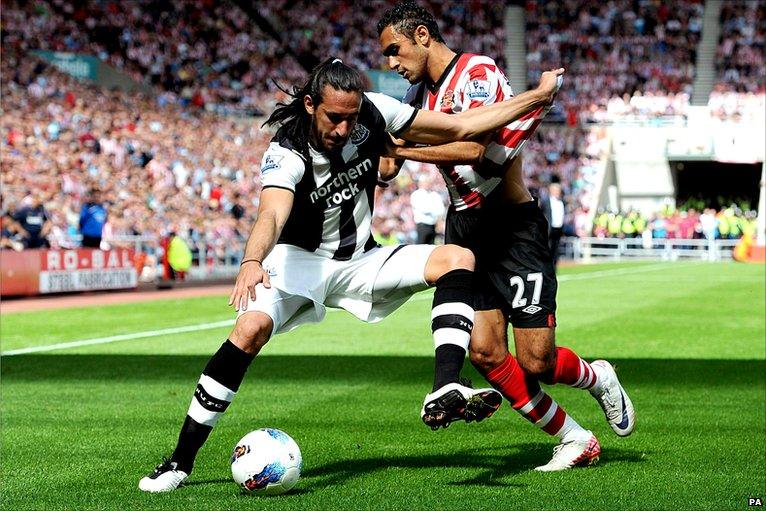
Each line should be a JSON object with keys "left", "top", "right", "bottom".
{"left": 445, "top": 200, "right": 557, "bottom": 328}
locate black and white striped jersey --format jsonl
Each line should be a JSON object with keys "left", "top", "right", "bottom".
{"left": 260, "top": 92, "right": 417, "bottom": 261}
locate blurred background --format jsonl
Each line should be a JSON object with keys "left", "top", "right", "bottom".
{"left": 1, "top": 0, "right": 764, "bottom": 290}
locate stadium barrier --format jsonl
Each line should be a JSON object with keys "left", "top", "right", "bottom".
{"left": 0, "top": 247, "right": 137, "bottom": 297}
{"left": 22, "top": 234, "right": 743, "bottom": 291}
{"left": 561, "top": 237, "right": 741, "bottom": 262}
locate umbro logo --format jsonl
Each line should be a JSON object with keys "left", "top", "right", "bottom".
{"left": 521, "top": 305, "right": 542, "bottom": 315}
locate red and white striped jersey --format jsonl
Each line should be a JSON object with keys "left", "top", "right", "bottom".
{"left": 403, "top": 52, "right": 551, "bottom": 210}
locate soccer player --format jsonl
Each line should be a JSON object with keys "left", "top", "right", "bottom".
{"left": 376, "top": 1, "right": 635, "bottom": 471}
{"left": 139, "top": 57, "right": 566, "bottom": 492}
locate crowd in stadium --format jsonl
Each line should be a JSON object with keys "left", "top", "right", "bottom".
{"left": 526, "top": 0, "right": 704, "bottom": 123}
{"left": 1, "top": 52, "right": 268, "bottom": 258}
{"left": 1, "top": 0, "right": 764, "bottom": 257}
{"left": 1, "top": 0, "right": 305, "bottom": 116}
{"left": 716, "top": 0, "right": 765, "bottom": 94}
{"left": 708, "top": 0, "right": 766, "bottom": 121}
{"left": 591, "top": 206, "right": 759, "bottom": 241}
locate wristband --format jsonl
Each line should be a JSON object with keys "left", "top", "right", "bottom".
{"left": 240, "top": 258, "right": 262, "bottom": 266}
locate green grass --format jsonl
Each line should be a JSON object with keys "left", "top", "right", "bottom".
{"left": 1, "top": 261, "right": 764, "bottom": 510}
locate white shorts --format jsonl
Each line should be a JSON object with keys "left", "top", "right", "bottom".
{"left": 237, "top": 243, "right": 435, "bottom": 335}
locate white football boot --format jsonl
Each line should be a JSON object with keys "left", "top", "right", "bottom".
{"left": 138, "top": 458, "right": 188, "bottom": 493}
{"left": 421, "top": 381, "right": 503, "bottom": 430}
{"left": 589, "top": 360, "right": 636, "bottom": 436}
{"left": 535, "top": 431, "right": 601, "bottom": 472}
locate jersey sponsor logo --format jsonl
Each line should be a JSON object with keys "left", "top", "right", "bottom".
{"left": 350, "top": 123, "right": 370, "bottom": 145}
{"left": 441, "top": 90, "right": 455, "bottom": 109}
{"left": 466, "top": 79, "right": 490, "bottom": 100}
{"left": 261, "top": 154, "right": 283, "bottom": 174}
{"left": 309, "top": 158, "right": 373, "bottom": 208}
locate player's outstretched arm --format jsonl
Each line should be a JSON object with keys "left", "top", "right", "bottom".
{"left": 229, "top": 187, "right": 294, "bottom": 311}
{"left": 385, "top": 140, "right": 486, "bottom": 165}
{"left": 399, "top": 68, "right": 564, "bottom": 145}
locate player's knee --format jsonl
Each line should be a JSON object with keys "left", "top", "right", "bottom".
{"left": 444, "top": 244, "right": 475, "bottom": 271}
{"left": 425, "top": 245, "right": 476, "bottom": 284}
{"left": 469, "top": 345, "right": 507, "bottom": 373}
{"left": 230, "top": 313, "right": 272, "bottom": 355}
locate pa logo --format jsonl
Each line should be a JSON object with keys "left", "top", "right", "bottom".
{"left": 350, "top": 123, "right": 369, "bottom": 145}
{"left": 748, "top": 497, "right": 763, "bottom": 507}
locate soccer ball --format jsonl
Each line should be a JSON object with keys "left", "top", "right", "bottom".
{"left": 230, "top": 428, "right": 302, "bottom": 495}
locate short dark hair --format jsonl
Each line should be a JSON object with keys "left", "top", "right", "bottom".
{"left": 376, "top": 0, "right": 444, "bottom": 43}
{"left": 264, "top": 58, "right": 365, "bottom": 149}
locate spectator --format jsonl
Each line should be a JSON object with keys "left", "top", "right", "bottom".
{"left": 1, "top": 210, "right": 26, "bottom": 251}
{"left": 409, "top": 175, "right": 445, "bottom": 245}
{"left": 540, "top": 182, "right": 566, "bottom": 265}
{"left": 79, "top": 187, "right": 108, "bottom": 248}
{"left": 12, "top": 194, "right": 52, "bottom": 248}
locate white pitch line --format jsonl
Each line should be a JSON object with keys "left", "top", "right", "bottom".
{"left": 558, "top": 261, "right": 687, "bottom": 282}
{"left": 1, "top": 262, "right": 683, "bottom": 357}
{"left": 0, "top": 320, "right": 236, "bottom": 356}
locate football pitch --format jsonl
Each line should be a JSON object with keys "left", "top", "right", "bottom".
{"left": 1, "top": 261, "right": 764, "bottom": 511}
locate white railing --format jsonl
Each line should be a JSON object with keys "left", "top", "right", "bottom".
{"left": 42, "top": 234, "right": 742, "bottom": 283}
{"left": 561, "top": 237, "right": 741, "bottom": 262}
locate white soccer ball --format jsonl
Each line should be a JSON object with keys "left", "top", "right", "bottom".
{"left": 230, "top": 428, "right": 302, "bottom": 495}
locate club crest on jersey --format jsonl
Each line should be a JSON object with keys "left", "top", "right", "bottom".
{"left": 466, "top": 79, "right": 490, "bottom": 100}
{"left": 261, "top": 154, "right": 283, "bottom": 175}
{"left": 441, "top": 90, "right": 455, "bottom": 109}
{"left": 350, "top": 123, "right": 369, "bottom": 145}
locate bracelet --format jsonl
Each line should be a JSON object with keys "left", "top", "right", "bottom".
{"left": 240, "top": 258, "right": 262, "bottom": 266}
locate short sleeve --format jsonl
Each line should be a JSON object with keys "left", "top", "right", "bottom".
{"left": 259, "top": 142, "right": 305, "bottom": 192}
{"left": 364, "top": 92, "right": 418, "bottom": 136}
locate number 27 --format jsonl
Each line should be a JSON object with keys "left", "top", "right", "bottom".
{"left": 509, "top": 272, "right": 543, "bottom": 308}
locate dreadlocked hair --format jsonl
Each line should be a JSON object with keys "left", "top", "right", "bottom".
{"left": 264, "top": 58, "right": 365, "bottom": 150}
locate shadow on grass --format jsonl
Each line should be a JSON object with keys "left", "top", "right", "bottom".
{"left": 157, "top": 444, "right": 648, "bottom": 495}
{"left": 183, "top": 478, "right": 231, "bottom": 488}
{"left": 301, "top": 444, "right": 648, "bottom": 491}
{"left": 1, "top": 355, "right": 764, "bottom": 387}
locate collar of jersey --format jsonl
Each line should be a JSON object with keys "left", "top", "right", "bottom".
{"left": 426, "top": 51, "right": 464, "bottom": 94}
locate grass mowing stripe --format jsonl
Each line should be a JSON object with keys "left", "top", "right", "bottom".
{"left": 0, "top": 292, "right": 440, "bottom": 356}
{"left": 1, "top": 262, "right": 763, "bottom": 511}
{"left": 0, "top": 262, "right": 687, "bottom": 356}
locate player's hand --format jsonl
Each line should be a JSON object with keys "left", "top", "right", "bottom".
{"left": 228, "top": 260, "right": 271, "bottom": 311}
{"left": 536, "top": 68, "right": 565, "bottom": 104}
{"left": 378, "top": 154, "right": 401, "bottom": 181}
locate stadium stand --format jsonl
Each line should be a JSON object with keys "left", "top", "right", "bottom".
{"left": 525, "top": 0, "right": 705, "bottom": 123}
{"left": 1, "top": 50, "right": 269, "bottom": 260}
{"left": 1, "top": 0, "right": 762, "bottom": 262}
{"left": 256, "top": 0, "right": 506, "bottom": 72}
{"left": 1, "top": 0, "right": 305, "bottom": 116}
{"left": 707, "top": 0, "right": 766, "bottom": 120}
